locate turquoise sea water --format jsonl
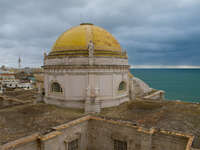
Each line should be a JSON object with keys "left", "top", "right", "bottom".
{"left": 130, "top": 69, "right": 200, "bottom": 103}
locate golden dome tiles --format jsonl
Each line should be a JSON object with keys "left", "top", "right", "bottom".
{"left": 49, "top": 24, "right": 124, "bottom": 58}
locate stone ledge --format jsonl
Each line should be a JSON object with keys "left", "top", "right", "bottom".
{"left": 160, "top": 130, "right": 194, "bottom": 150}
{"left": 1, "top": 133, "right": 39, "bottom": 150}
{"left": 143, "top": 90, "right": 165, "bottom": 100}
{"left": 39, "top": 131, "right": 62, "bottom": 141}
{"left": 52, "top": 115, "right": 91, "bottom": 131}
{"left": 43, "top": 65, "right": 130, "bottom": 70}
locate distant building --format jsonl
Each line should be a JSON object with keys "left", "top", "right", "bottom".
{"left": 17, "top": 82, "right": 33, "bottom": 90}
{"left": 0, "top": 70, "right": 15, "bottom": 81}
{"left": 0, "top": 69, "right": 33, "bottom": 91}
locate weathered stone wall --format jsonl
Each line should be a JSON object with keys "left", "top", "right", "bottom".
{"left": 44, "top": 57, "right": 129, "bottom": 66}
{"left": 44, "top": 56, "right": 130, "bottom": 112}
{"left": 44, "top": 67, "right": 129, "bottom": 110}
{"left": 1, "top": 116, "right": 193, "bottom": 150}
{"left": 1, "top": 133, "right": 39, "bottom": 150}
{"left": 51, "top": 121, "right": 88, "bottom": 150}
{"left": 40, "top": 121, "right": 88, "bottom": 150}
{"left": 88, "top": 119, "right": 189, "bottom": 150}
{"left": 14, "top": 141, "right": 38, "bottom": 150}
{"left": 88, "top": 119, "right": 151, "bottom": 150}
{"left": 152, "top": 133, "right": 188, "bottom": 150}
{"left": 1, "top": 119, "right": 89, "bottom": 150}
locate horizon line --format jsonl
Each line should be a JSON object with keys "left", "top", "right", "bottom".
{"left": 1, "top": 65, "right": 200, "bottom": 69}
{"left": 131, "top": 65, "right": 200, "bottom": 69}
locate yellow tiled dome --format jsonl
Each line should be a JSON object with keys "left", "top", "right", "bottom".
{"left": 48, "top": 23, "right": 126, "bottom": 58}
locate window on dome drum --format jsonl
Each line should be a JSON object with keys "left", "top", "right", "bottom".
{"left": 114, "top": 139, "right": 127, "bottom": 150}
{"left": 51, "top": 82, "right": 62, "bottom": 93}
{"left": 118, "top": 81, "right": 126, "bottom": 91}
{"left": 68, "top": 139, "right": 79, "bottom": 150}
{"left": 42, "top": 88, "right": 45, "bottom": 96}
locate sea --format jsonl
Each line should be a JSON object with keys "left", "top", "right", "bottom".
{"left": 130, "top": 69, "right": 200, "bottom": 103}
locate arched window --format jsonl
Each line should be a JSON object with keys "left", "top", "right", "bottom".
{"left": 118, "top": 81, "right": 126, "bottom": 91}
{"left": 51, "top": 82, "right": 63, "bottom": 93}
{"left": 42, "top": 88, "right": 45, "bottom": 96}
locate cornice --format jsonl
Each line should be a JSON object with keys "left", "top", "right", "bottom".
{"left": 43, "top": 65, "right": 130, "bottom": 70}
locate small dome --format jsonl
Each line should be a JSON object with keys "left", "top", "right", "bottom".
{"left": 48, "top": 23, "right": 126, "bottom": 58}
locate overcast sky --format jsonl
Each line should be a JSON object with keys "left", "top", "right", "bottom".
{"left": 1, "top": 0, "right": 200, "bottom": 68}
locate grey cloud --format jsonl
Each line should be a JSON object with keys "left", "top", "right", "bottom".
{"left": 0, "top": 0, "right": 200, "bottom": 67}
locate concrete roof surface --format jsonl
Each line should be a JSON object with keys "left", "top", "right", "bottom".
{"left": 99, "top": 99, "right": 200, "bottom": 148}
{"left": 0, "top": 103, "right": 84, "bottom": 144}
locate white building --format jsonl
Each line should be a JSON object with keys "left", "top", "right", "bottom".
{"left": 18, "top": 82, "right": 33, "bottom": 90}
{"left": 0, "top": 70, "right": 15, "bottom": 80}
{"left": 43, "top": 23, "right": 130, "bottom": 113}
{"left": 0, "top": 69, "right": 33, "bottom": 90}
{"left": 3, "top": 80, "right": 19, "bottom": 88}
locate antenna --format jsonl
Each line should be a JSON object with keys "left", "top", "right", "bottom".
{"left": 18, "top": 56, "right": 21, "bottom": 69}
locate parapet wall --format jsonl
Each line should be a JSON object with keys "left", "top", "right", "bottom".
{"left": 0, "top": 95, "right": 31, "bottom": 109}
{"left": 143, "top": 90, "right": 165, "bottom": 100}
{"left": 0, "top": 116, "right": 196, "bottom": 150}
{"left": 88, "top": 116, "right": 193, "bottom": 150}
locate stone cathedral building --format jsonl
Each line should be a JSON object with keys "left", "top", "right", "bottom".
{"left": 43, "top": 23, "right": 129, "bottom": 113}
{"left": 0, "top": 23, "right": 199, "bottom": 150}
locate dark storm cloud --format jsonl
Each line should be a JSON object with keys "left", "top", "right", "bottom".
{"left": 0, "top": 0, "right": 200, "bottom": 67}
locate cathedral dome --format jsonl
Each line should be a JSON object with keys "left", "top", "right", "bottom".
{"left": 48, "top": 23, "right": 126, "bottom": 58}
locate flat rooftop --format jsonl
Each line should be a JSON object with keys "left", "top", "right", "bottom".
{"left": 0, "top": 103, "right": 84, "bottom": 144}
{"left": 100, "top": 99, "right": 200, "bottom": 148}
{"left": 0, "top": 99, "right": 200, "bottom": 148}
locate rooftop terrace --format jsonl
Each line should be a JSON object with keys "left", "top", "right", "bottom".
{"left": 0, "top": 97, "right": 200, "bottom": 148}
{"left": 0, "top": 103, "right": 84, "bottom": 144}
{"left": 100, "top": 99, "right": 200, "bottom": 148}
